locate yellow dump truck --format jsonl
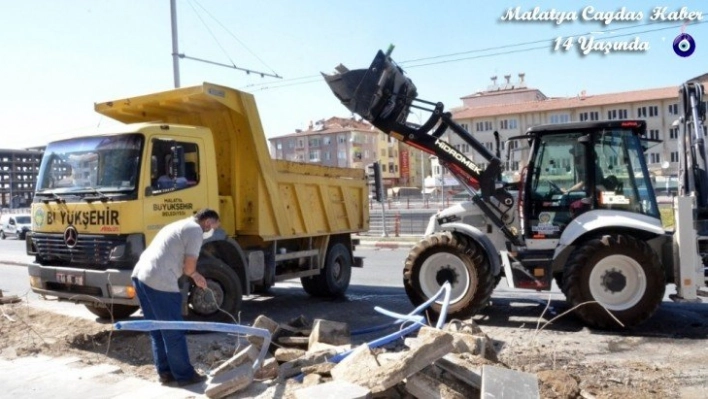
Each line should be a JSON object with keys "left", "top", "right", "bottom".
{"left": 27, "top": 82, "right": 369, "bottom": 321}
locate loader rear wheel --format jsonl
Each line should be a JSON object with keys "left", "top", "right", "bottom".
{"left": 84, "top": 304, "right": 139, "bottom": 320}
{"left": 301, "top": 242, "right": 352, "bottom": 297}
{"left": 403, "top": 231, "right": 494, "bottom": 319}
{"left": 563, "top": 234, "right": 665, "bottom": 329}
{"left": 188, "top": 259, "right": 242, "bottom": 322}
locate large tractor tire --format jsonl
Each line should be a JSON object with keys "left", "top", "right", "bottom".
{"left": 403, "top": 231, "right": 494, "bottom": 319}
{"left": 84, "top": 304, "right": 139, "bottom": 320}
{"left": 563, "top": 234, "right": 665, "bottom": 329}
{"left": 188, "top": 259, "right": 242, "bottom": 322}
{"left": 301, "top": 242, "right": 352, "bottom": 297}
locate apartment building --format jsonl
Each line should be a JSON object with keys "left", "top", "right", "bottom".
{"left": 439, "top": 73, "right": 708, "bottom": 191}
{"left": 0, "top": 148, "right": 42, "bottom": 208}
{"left": 268, "top": 116, "right": 429, "bottom": 194}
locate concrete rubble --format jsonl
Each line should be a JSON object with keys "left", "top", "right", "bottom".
{"left": 203, "top": 315, "right": 541, "bottom": 399}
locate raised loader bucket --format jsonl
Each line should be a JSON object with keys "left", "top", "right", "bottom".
{"left": 323, "top": 50, "right": 417, "bottom": 133}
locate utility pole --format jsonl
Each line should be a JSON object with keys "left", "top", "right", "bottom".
{"left": 170, "top": 0, "right": 180, "bottom": 88}
{"left": 168, "top": 0, "right": 281, "bottom": 89}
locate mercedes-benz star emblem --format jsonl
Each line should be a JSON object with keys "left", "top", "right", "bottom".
{"left": 64, "top": 226, "right": 78, "bottom": 248}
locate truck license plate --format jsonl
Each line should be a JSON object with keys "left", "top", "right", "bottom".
{"left": 57, "top": 272, "right": 84, "bottom": 285}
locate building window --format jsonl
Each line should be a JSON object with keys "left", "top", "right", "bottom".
{"left": 297, "top": 139, "right": 304, "bottom": 148}
{"left": 338, "top": 135, "right": 346, "bottom": 144}
{"left": 323, "top": 136, "right": 331, "bottom": 145}
{"left": 648, "top": 129, "right": 660, "bottom": 140}
{"left": 607, "top": 109, "right": 628, "bottom": 120}
{"left": 637, "top": 107, "right": 647, "bottom": 118}
{"left": 475, "top": 121, "right": 493, "bottom": 132}
{"left": 309, "top": 137, "right": 321, "bottom": 147}
{"left": 324, "top": 152, "right": 331, "bottom": 160}
{"left": 671, "top": 151, "right": 679, "bottom": 162}
{"left": 649, "top": 105, "right": 658, "bottom": 117}
{"left": 669, "top": 127, "right": 679, "bottom": 139}
{"left": 276, "top": 142, "right": 282, "bottom": 150}
{"left": 549, "top": 114, "right": 570, "bottom": 124}
{"left": 579, "top": 111, "right": 599, "bottom": 121}
{"left": 649, "top": 152, "right": 661, "bottom": 164}
{"left": 668, "top": 103, "right": 678, "bottom": 115}
{"left": 338, "top": 150, "right": 346, "bottom": 160}
{"left": 309, "top": 150, "right": 321, "bottom": 162}
{"left": 499, "top": 119, "right": 518, "bottom": 130}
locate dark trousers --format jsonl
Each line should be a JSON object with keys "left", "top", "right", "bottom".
{"left": 132, "top": 277, "right": 196, "bottom": 381}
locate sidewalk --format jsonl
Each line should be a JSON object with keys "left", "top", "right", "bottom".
{"left": 0, "top": 355, "right": 207, "bottom": 399}
{"left": 355, "top": 235, "right": 419, "bottom": 250}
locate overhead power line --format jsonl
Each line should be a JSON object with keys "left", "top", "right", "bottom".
{"left": 243, "top": 21, "right": 706, "bottom": 92}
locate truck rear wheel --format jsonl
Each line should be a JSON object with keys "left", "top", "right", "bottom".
{"left": 188, "top": 259, "right": 242, "bottom": 322}
{"left": 563, "top": 234, "right": 665, "bottom": 329}
{"left": 84, "top": 304, "right": 139, "bottom": 320}
{"left": 301, "top": 242, "right": 352, "bottom": 297}
{"left": 403, "top": 231, "right": 494, "bottom": 319}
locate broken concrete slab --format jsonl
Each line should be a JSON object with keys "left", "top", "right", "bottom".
{"left": 435, "top": 354, "right": 483, "bottom": 389}
{"left": 211, "top": 344, "right": 259, "bottom": 376}
{"left": 308, "top": 319, "right": 351, "bottom": 349}
{"left": 275, "top": 347, "right": 307, "bottom": 363}
{"left": 205, "top": 363, "right": 254, "bottom": 399}
{"left": 405, "top": 366, "right": 474, "bottom": 399}
{"left": 254, "top": 357, "right": 279, "bottom": 381}
{"left": 331, "top": 330, "right": 454, "bottom": 393}
{"left": 481, "top": 365, "right": 540, "bottom": 399}
{"left": 279, "top": 348, "right": 338, "bottom": 379}
{"left": 247, "top": 315, "right": 279, "bottom": 348}
{"left": 294, "top": 380, "right": 371, "bottom": 399}
{"left": 308, "top": 341, "right": 352, "bottom": 354}
{"left": 418, "top": 325, "right": 493, "bottom": 360}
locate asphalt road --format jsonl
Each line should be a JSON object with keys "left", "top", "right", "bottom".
{"left": 3, "top": 237, "right": 708, "bottom": 340}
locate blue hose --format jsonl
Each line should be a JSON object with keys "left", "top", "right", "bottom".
{"left": 114, "top": 320, "right": 270, "bottom": 370}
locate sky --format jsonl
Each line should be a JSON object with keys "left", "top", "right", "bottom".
{"left": 0, "top": 0, "right": 706, "bottom": 149}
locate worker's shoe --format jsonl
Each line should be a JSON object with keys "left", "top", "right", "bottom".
{"left": 158, "top": 372, "right": 175, "bottom": 385}
{"left": 177, "top": 371, "right": 208, "bottom": 387}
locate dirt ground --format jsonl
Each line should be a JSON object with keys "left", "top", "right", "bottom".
{"left": 1, "top": 299, "right": 708, "bottom": 399}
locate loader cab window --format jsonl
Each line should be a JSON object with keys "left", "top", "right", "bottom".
{"left": 524, "top": 127, "right": 660, "bottom": 239}
{"left": 150, "top": 139, "right": 200, "bottom": 194}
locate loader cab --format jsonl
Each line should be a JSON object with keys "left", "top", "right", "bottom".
{"left": 521, "top": 120, "right": 659, "bottom": 240}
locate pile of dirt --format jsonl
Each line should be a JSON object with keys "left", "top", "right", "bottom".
{"left": 0, "top": 303, "right": 696, "bottom": 398}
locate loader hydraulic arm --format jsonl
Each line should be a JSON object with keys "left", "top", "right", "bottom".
{"left": 677, "top": 81, "right": 708, "bottom": 210}
{"left": 324, "top": 49, "right": 520, "bottom": 244}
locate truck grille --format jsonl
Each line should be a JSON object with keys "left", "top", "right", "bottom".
{"left": 32, "top": 232, "right": 128, "bottom": 270}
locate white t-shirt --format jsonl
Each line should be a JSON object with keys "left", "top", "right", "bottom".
{"left": 132, "top": 217, "right": 203, "bottom": 292}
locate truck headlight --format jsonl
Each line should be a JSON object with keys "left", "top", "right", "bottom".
{"left": 29, "top": 276, "right": 42, "bottom": 288}
{"left": 110, "top": 285, "right": 136, "bottom": 299}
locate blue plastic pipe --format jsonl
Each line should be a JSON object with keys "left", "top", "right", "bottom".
{"left": 114, "top": 320, "right": 270, "bottom": 370}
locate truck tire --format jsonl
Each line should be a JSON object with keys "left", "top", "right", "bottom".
{"left": 188, "top": 260, "right": 242, "bottom": 322}
{"left": 0, "top": 230, "right": 5, "bottom": 239}
{"left": 301, "top": 242, "right": 352, "bottom": 297}
{"left": 563, "top": 234, "right": 665, "bottom": 329}
{"left": 84, "top": 304, "right": 139, "bottom": 320}
{"left": 403, "top": 231, "right": 494, "bottom": 319}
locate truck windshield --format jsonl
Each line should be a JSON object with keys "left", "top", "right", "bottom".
{"left": 36, "top": 134, "right": 143, "bottom": 193}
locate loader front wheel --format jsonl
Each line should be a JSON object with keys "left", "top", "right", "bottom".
{"left": 403, "top": 231, "right": 494, "bottom": 319}
{"left": 563, "top": 234, "right": 665, "bottom": 329}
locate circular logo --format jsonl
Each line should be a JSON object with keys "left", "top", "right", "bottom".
{"left": 673, "top": 33, "right": 696, "bottom": 57}
{"left": 34, "top": 208, "right": 45, "bottom": 228}
{"left": 63, "top": 226, "right": 79, "bottom": 248}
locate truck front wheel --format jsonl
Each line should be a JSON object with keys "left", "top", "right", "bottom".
{"left": 84, "top": 304, "right": 139, "bottom": 320}
{"left": 403, "top": 231, "right": 494, "bottom": 319}
{"left": 188, "top": 260, "right": 243, "bottom": 322}
{"left": 301, "top": 242, "right": 352, "bottom": 297}
{"left": 563, "top": 234, "right": 665, "bottom": 329}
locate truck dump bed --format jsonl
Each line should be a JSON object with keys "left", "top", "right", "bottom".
{"left": 95, "top": 82, "right": 368, "bottom": 240}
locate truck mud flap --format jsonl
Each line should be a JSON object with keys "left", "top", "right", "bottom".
{"left": 353, "top": 256, "right": 364, "bottom": 268}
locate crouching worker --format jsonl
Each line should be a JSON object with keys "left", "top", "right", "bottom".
{"left": 131, "top": 208, "right": 220, "bottom": 386}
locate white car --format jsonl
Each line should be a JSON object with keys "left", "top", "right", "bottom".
{"left": 0, "top": 214, "right": 31, "bottom": 240}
